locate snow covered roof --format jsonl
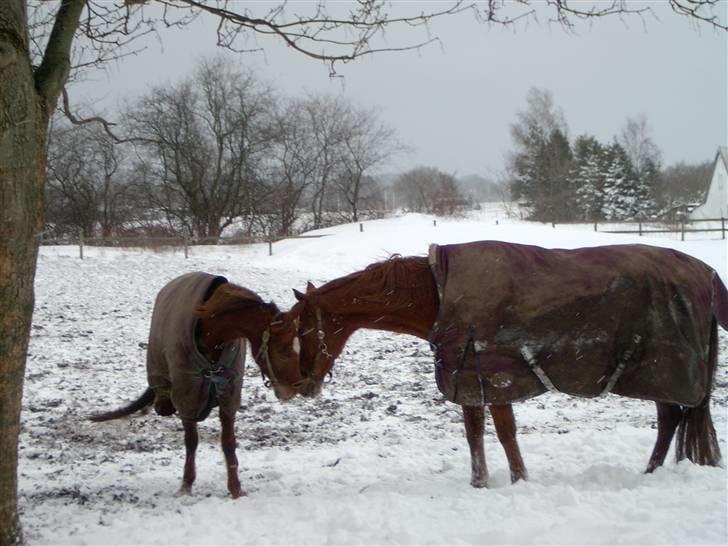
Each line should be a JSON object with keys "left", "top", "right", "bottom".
{"left": 717, "top": 146, "right": 728, "bottom": 171}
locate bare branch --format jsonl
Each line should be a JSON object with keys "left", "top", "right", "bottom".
{"left": 668, "top": 0, "right": 727, "bottom": 31}
{"left": 34, "top": 0, "right": 86, "bottom": 108}
{"left": 60, "top": 87, "right": 155, "bottom": 145}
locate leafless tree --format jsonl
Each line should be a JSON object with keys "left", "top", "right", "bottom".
{"left": 394, "top": 166, "right": 464, "bottom": 215}
{"left": 299, "top": 95, "right": 349, "bottom": 229}
{"left": 657, "top": 160, "right": 713, "bottom": 213}
{"left": 619, "top": 114, "right": 662, "bottom": 177}
{"left": 126, "top": 57, "right": 276, "bottom": 239}
{"left": 266, "top": 99, "right": 323, "bottom": 236}
{"left": 336, "top": 105, "right": 401, "bottom": 223}
{"left": 2, "top": 1, "right": 725, "bottom": 542}
{"left": 46, "top": 120, "right": 134, "bottom": 238}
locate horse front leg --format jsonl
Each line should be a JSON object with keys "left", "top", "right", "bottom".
{"left": 489, "top": 404, "right": 528, "bottom": 483}
{"left": 180, "top": 419, "right": 198, "bottom": 495}
{"left": 220, "top": 411, "right": 243, "bottom": 498}
{"left": 462, "top": 405, "right": 488, "bottom": 488}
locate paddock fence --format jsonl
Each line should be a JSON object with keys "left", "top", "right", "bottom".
{"left": 545, "top": 217, "right": 727, "bottom": 241}
{"left": 39, "top": 232, "right": 331, "bottom": 259}
{"left": 39, "top": 216, "right": 727, "bottom": 260}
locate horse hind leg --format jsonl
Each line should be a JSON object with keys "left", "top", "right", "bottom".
{"left": 180, "top": 419, "right": 199, "bottom": 495}
{"left": 220, "top": 411, "right": 243, "bottom": 498}
{"left": 489, "top": 404, "right": 528, "bottom": 483}
{"left": 674, "top": 319, "right": 722, "bottom": 467}
{"left": 645, "top": 402, "right": 682, "bottom": 473}
{"left": 462, "top": 405, "right": 489, "bottom": 488}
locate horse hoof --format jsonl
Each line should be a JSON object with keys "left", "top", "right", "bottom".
{"left": 510, "top": 470, "right": 528, "bottom": 483}
{"left": 470, "top": 478, "right": 489, "bottom": 488}
{"left": 229, "top": 484, "right": 247, "bottom": 499}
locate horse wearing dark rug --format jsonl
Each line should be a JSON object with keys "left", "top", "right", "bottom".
{"left": 289, "top": 241, "right": 726, "bottom": 487}
{"left": 90, "top": 272, "right": 303, "bottom": 498}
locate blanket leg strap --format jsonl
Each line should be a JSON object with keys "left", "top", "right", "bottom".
{"left": 599, "top": 334, "right": 641, "bottom": 397}
{"left": 520, "top": 346, "right": 559, "bottom": 393}
{"left": 455, "top": 329, "right": 487, "bottom": 406}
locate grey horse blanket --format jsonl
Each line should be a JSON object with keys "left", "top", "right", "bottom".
{"left": 428, "top": 240, "right": 721, "bottom": 407}
{"left": 146, "top": 272, "right": 245, "bottom": 421}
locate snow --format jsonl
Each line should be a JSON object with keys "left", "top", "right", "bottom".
{"left": 19, "top": 209, "right": 728, "bottom": 545}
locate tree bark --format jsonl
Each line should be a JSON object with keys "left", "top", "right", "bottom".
{"left": 0, "top": 1, "right": 84, "bottom": 543}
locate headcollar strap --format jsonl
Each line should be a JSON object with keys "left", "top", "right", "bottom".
{"left": 256, "top": 328, "right": 279, "bottom": 388}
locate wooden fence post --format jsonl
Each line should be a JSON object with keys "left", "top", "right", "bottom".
{"left": 359, "top": 223, "right": 363, "bottom": 232}
{"left": 593, "top": 222, "right": 598, "bottom": 232}
{"left": 638, "top": 222, "right": 642, "bottom": 236}
{"left": 433, "top": 219, "right": 437, "bottom": 227}
{"left": 268, "top": 238, "right": 273, "bottom": 256}
{"left": 722, "top": 217, "right": 725, "bottom": 240}
{"left": 681, "top": 222, "right": 685, "bottom": 241}
{"left": 78, "top": 229, "right": 84, "bottom": 260}
{"left": 183, "top": 235, "right": 189, "bottom": 259}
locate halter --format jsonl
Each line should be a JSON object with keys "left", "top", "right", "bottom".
{"left": 255, "top": 328, "right": 279, "bottom": 388}
{"left": 299, "top": 306, "right": 334, "bottom": 385}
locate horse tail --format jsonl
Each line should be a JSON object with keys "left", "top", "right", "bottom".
{"left": 713, "top": 273, "right": 728, "bottom": 330}
{"left": 88, "top": 387, "right": 155, "bottom": 422}
{"left": 674, "top": 318, "right": 722, "bottom": 466}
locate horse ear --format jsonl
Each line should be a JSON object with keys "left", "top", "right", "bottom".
{"left": 293, "top": 288, "right": 306, "bottom": 301}
{"left": 306, "top": 281, "right": 316, "bottom": 293}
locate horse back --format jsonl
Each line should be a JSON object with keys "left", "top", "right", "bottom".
{"left": 429, "top": 241, "right": 718, "bottom": 407}
{"left": 146, "top": 272, "right": 245, "bottom": 421}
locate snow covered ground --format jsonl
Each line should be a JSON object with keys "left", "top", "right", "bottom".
{"left": 19, "top": 210, "right": 728, "bottom": 545}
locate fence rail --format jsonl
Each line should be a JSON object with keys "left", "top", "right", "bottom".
{"left": 40, "top": 216, "right": 727, "bottom": 260}
{"left": 595, "top": 217, "right": 726, "bottom": 240}
{"left": 40, "top": 232, "right": 330, "bottom": 258}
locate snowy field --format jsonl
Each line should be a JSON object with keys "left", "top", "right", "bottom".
{"left": 19, "top": 210, "right": 728, "bottom": 545}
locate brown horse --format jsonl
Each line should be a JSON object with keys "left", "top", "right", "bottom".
{"left": 289, "top": 243, "right": 726, "bottom": 487}
{"left": 290, "top": 256, "right": 527, "bottom": 487}
{"left": 90, "top": 272, "right": 303, "bottom": 498}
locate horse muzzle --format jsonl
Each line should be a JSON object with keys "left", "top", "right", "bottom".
{"left": 293, "top": 377, "right": 322, "bottom": 398}
{"left": 272, "top": 384, "right": 298, "bottom": 401}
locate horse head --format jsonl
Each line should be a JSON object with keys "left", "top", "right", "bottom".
{"left": 290, "top": 282, "right": 347, "bottom": 398}
{"left": 196, "top": 283, "right": 304, "bottom": 401}
{"left": 253, "top": 305, "right": 305, "bottom": 401}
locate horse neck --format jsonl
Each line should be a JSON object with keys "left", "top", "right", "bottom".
{"left": 323, "top": 258, "right": 439, "bottom": 341}
{"left": 199, "top": 307, "right": 267, "bottom": 350}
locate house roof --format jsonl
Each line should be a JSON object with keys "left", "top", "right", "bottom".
{"left": 688, "top": 147, "right": 728, "bottom": 215}
{"left": 717, "top": 146, "right": 728, "bottom": 171}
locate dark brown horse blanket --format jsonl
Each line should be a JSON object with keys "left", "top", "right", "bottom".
{"left": 428, "top": 240, "right": 725, "bottom": 407}
{"left": 146, "top": 272, "right": 245, "bottom": 421}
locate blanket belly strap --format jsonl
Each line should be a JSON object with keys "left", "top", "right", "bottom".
{"left": 598, "top": 333, "right": 641, "bottom": 397}
{"left": 519, "top": 346, "right": 559, "bottom": 393}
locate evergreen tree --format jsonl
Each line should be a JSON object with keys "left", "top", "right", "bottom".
{"left": 601, "top": 142, "right": 640, "bottom": 220}
{"left": 570, "top": 135, "right": 606, "bottom": 221}
{"left": 538, "top": 128, "right": 574, "bottom": 222}
{"left": 508, "top": 88, "right": 571, "bottom": 221}
{"left": 632, "top": 156, "right": 659, "bottom": 219}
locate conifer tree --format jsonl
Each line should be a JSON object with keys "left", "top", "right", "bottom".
{"left": 571, "top": 135, "right": 606, "bottom": 221}
{"left": 601, "top": 142, "right": 639, "bottom": 220}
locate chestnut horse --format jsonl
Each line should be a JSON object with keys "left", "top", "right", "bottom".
{"left": 289, "top": 250, "right": 725, "bottom": 487}
{"left": 290, "top": 256, "right": 526, "bottom": 487}
{"left": 90, "top": 273, "right": 303, "bottom": 498}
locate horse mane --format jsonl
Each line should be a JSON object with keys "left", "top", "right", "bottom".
{"left": 196, "top": 282, "right": 279, "bottom": 319}
{"left": 317, "top": 255, "right": 435, "bottom": 313}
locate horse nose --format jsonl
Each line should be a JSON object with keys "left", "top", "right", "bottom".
{"left": 305, "top": 382, "right": 317, "bottom": 398}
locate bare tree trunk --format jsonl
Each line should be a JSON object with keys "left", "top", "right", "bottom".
{"left": 0, "top": 26, "right": 45, "bottom": 546}
{"left": 1, "top": 2, "right": 83, "bottom": 543}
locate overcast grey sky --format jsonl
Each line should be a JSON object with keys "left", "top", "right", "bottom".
{"left": 77, "top": 1, "right": 727, "bottom": 177}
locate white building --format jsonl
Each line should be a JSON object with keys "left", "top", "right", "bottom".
{"left": 690, "top": 147, "right": 728, "bottom": 220}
